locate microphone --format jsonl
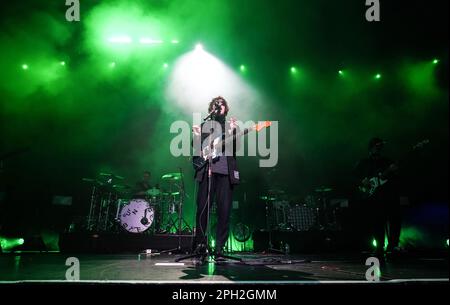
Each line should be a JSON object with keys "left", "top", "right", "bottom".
{"left": 203, "top": 106, "right": 219, "bottom": 121}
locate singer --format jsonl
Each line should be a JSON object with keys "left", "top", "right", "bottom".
{"left": 191, "top": 96, "right": 240, "bottom": 263}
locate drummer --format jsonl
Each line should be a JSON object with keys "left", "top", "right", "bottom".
{"left": 134, "top": 171, "right": 153, "bottom": 199}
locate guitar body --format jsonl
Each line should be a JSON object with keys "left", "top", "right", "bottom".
{"left": 359, "top": 176, "right": 388, "bottom": 198}
{"left": 192, "top": 121, "right": 272, "bottom": 172}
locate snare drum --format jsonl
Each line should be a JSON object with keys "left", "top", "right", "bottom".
{"left": 119, "top": 199, "right": 154, "bottom": 233}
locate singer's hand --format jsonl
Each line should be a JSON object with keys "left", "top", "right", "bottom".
{"left": 229, "top": 117, "right": 238, "bottom": 129}
{"left": 192, "top": 125, "right": 201, "bottom": 136}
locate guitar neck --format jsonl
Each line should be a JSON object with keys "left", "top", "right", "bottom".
{"left": 216, "top": 128, "right": 251, "bottom": 148}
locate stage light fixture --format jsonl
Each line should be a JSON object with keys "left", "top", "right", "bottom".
{"left": 374, "top": 73, "right": 381, "bottom": 79}
{"left": 432, "top": 58, "right": 439, "bottom": 64}
{"left": 338, "top": 70, "right": 344, "bottom": 76}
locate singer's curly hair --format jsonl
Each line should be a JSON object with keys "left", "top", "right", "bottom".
{"left": 208, "top": 96, "right": 229, "bottom": 115}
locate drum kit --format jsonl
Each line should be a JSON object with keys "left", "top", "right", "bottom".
{"left": 262, "top": 186, "right": 341, "bottom": 232}
{"left": 81, "top": 171, "right": 191, "bottom": 235}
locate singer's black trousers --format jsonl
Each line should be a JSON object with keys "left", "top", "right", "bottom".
{"left": 194, "top": 173, "right": 233, "bottom": 251}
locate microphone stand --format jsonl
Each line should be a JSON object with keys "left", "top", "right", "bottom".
{"left": 176, "top": 113, "right": 241, "bottom": 264}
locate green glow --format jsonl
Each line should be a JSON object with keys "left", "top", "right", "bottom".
{"left": 22, "top": 64, "right": 28, "bottom": 70}
{"left": 338, "top": 70, "right": 344, "bottom": 76}
{"left": 139, "top": 38, "right": 163, "bottom": 44}
{"left": 163, "top": 63, "right": 169, "bottom": 69}
{"left": 60, "top": 61, "right": 66, "bottom": 66}
{"left": 171, "top": 39, "right": 179, "bottom": 44}
{"left": 110, "top": 62, "right": 116, "bottom": 68}
{"left": 372, "top": 238, "right": 377, "bottom": 248}
{"left": 403, "top": 61, "right": 439, "bottom": 97}
{"left": 432, "top": 58, "right": 439, "bottom": 64}
{"left": 211, "top": 239, "right": 216, "bottom": 248}
{"left": 207, "top": 261, "right": 215, "bottom": 275}
{"left": 374, "top": 73, "right": 381, "bottom": 79}
{"left": 446, "top": 239, "right": 449, "bottom": 247}
{"left": 108, "top": 36, "right": 132, "bottom": 44}
{"left": 0, "top": 237, "right": 25, "bottom": 251}
{"left": 240, "top": 65, "right": 246, "bottom": 72}
{"left": 290, "top": 66, "right": 298, "bottom": 74}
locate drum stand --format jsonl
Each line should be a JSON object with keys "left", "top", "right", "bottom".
{"left": 263, "top": 198, "right": 284, "bottom": 254}
{"left": 160, "top": 168, "right": 192, "bottom": 254}
{"left": 87, "top": 185, "right": 97, "bottom": 231}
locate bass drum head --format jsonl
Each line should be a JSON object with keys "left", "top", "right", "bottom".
{"left": 119, "top": 199, "right": 154, "bottom": 233}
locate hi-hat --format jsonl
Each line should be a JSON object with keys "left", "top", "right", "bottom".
{"left": 99, "top": 172, "right": 124, "bottom": 180}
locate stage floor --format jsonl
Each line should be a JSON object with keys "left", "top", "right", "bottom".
{"left": 0, "top": 252, "right": 448, "bottom": 283}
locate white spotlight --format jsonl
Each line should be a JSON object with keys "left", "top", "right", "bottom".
{"left": 195, "top": 43, "right": 204, "bottom": 52}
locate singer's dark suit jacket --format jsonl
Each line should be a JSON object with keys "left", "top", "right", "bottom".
{"left": 192, "top": 120, "right": 241, "bottom": 185}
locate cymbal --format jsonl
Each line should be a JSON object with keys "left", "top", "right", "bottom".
{"left": 82, "top": 178, "right": 103, "bottom": 185}
{"left": 146, "top": 188, "right": 161, "bottom": 196}
{"left": 161, "top": 173, "right": 181, "bottom": 180}
{"left": 315, "top": 186, "right": 333, "bottom": 193}
{"left": 163, "top": 191, "right": 180, "bottom": 196}
{"left": 99, "top": 172, "right": 124, "bottom": 180}
{"left": 112, "top": 184, "right": 131, "bottom": 189}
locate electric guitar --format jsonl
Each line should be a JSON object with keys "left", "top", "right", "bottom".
{"left": 192, "top": 121, "right": 272, "bottom": 171}
{"left": 358, "top": 139, "right": 429, "bottom": 198}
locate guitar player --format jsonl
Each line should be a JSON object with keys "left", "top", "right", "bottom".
{"left": 191, "top": 96, "right": 241, "bottom": 262}
{"left": 354, "top": 137, "right": 402, "bottom": 256}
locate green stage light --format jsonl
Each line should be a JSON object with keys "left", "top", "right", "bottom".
{"left": 372, "top": 238, "right": 377, "bottom": 248}
{"left": 290, "top": 66, "right": 298, "bottom": 74}
{"left": 22, "top": 64, "right": 28, "bottom": 70}
{"left": 240, "top": 65, "right": 246, "bottom": 72}
{"left": 139, "top": 38, "right": 163, "bottom": 44}
{"left": 338, "top": 70, "right": 344, "bottom": 76}
{"left": 432, "top": 58, "right": 439, "bottom": 64}
{"left": 108, "top": 36, "right": 132, "bottom": 44}
{"left": 163, "top": 63, "right": 169, "bottom": 69}
{"left": 60, "top": 61, "right": 66, "bottom": 66}
{"left": 0, "top": 237, "right": 25, "bottom": 251}
{"left": 446, "top": 239, "right": 449, "bottom": 247}
{"left": 171, "top": 39, "right": 179, "bottom": 44}
{"left": 110, "top": 62, "right": 116, "bottom": 68}
{"left": 374, "top": 73, "right": 381, "bottom": 79}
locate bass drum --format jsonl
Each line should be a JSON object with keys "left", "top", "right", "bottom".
{"left": 119, "top": 199, "right": 154, "bottom": 233}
